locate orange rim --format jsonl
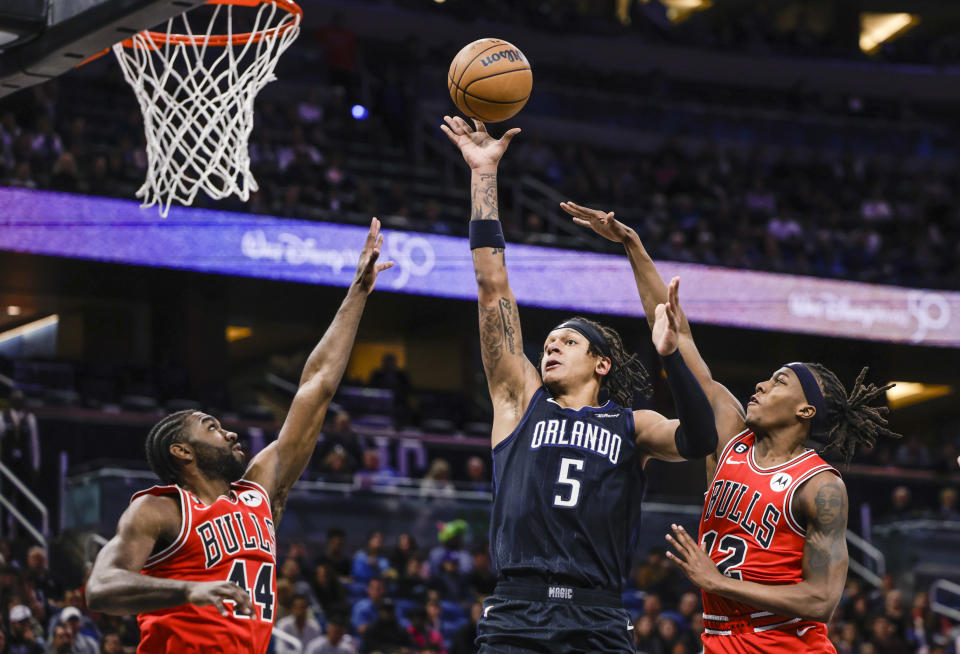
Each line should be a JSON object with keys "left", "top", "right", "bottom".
{"left": 78, "top": 0, "right": 300, "bottom": 65}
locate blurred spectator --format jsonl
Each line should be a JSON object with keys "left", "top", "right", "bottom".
{"left": 53, "top": 608, "right": 96, "bottom": 654}
{"left": 634, "top": 614, "right": 664, "bottom": 654}
{"left": 937, "top": 487, "right": 959, "bottom": 521}
{"left": 388, "top": 534, "right": 417, "bottom": 573}
{"left": 310, "top": 564, "right": 347, "bottom": 617}
{"left": 275, "top": 578, "right": 295, "bottom": 623}
{"left": 23, "top": 548, "right": 58, "bottom": 620}
{"left": 394, "top": 557, "right": 430, "bottom": 602}
{"left": 318, "top": 411, "right": 365, "bottom": 469}
{"left": 317, "top": 528, "right": 351, "bottom": 579}
{"left": 350, "top": 578, "right": 385, "bottom": 635}
{"left": 464, "top": 456, "right": 489, "bottom": 491}
{"left": 359, "top": 599, "right": 413, "bottom": 654}
{"left": 351, "top": 532, "right": 390, "bottom": 583}
{"left": 319, "top": 445, "right": 354, "bottom": 481}
{"left": 368, "top": 354, "right": 412, "bottom": 425}
{"left": 420, "top": 459, "right": 456, "bottom": 498}
{"left": 429, "top": 552, "right": 468, "bottom": 604}
{"left": 45, "top": 624, "right": 71, "bottom": 654}
{"left": 887, "top": 486, "right": 916, "bottom": 522}
{"left": 883, "top": 590, "right": 909, "bottom": 642}
{"left": 428, "top": 521, "right": 472, "bottom": 577}
{"left": 465, "top": 546, "right": 496, "bottom": 598}
{"left": 304, "top": 614, "right": 357, "bottom": 654}
{"left": 99, "top": 633, "right": 121, "bottom": 654}
{"left": 450, "top": 602, "right": 482, "bottom": 654}
{"left": 8, "top": 605, "right": 44, "bottom": 654}
{"left": 0, "top": 390, "right": 41, "bottom": 532}
{"left": 276, "top": 594, "right": 322, "bottom": 654}
{"left": 280, "top": 558, "right": 314, "bottom": 601}
{"left": 404, "top": 606, "right": 445, "bottom": 653}
{"left": 868, "top": 615, "right": 908, "bottom": 654}
{"left": 353, "top": 450, "right": 399, "bottom": 489}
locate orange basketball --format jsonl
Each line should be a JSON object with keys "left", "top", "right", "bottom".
{"left": 448, "top": 38, "right": 532, "bottom": 123}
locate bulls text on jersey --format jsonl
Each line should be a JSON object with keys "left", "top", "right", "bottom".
{"left": 197, "top": 512, "right": 275, "bottom": 568}
{"left": 703, "top": 479, "right": 782, "bottom": 549}
{"left": 529, "top": 418, "right": 623, "bottom": 464}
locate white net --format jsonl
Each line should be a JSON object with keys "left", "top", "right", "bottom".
{"left": 112, "top": 1, "right": 300, "bottom": 217}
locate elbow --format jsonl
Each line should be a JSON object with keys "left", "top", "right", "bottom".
{"left": 803, "top": 591, "right": 839, "bottom": 623}
{"left": 474, "top": 269, "right": 507, "bottom": 293}
{"left": 85, "top": 579, "right": 106, "bottom": 612}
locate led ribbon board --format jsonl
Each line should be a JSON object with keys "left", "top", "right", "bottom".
{"left": 1, "top": 188, "right": 957, "bottom": 347}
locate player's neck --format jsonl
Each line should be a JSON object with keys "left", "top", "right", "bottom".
{"left": 753, "top": 427, "right": 807, "bottom": 467}
{"left": 550, "top": 385, "right": 603, "bottom": 410}
{"left": 182, "top": 473, "right": 233, "bottom": 505}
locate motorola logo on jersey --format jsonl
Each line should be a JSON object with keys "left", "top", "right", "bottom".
{"left": 770, "top": 473, "right": 792, "bottom": 491}
{"left": 197, "top": 512, "right": 276, "bottom": 568}
{"left": 239, "top": 490, "right": 263, "bottom": 507}
{"left": 529, "top": 418, "right": 622, "bottom": 464}
{"left": 734, "top": 443, "right": 748, "bottom": 454}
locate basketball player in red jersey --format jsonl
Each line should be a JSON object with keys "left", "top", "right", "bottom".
{"left": 86, "top": 219, "right": 393, "bottom": 654}
{"left": 562, "top": 202, "right": 900, "bottom": 653}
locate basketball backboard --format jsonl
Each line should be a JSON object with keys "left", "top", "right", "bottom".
{"left": 0, "top": 0, "right": 206, "bottom": 98}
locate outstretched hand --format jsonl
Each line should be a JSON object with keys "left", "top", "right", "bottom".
{"left": 665, "top": 523, "right": 725, "bottom": 593}
{"left": 354, "top": 218, "right": 395, "bottom": 293}
{"left": 561, "top": 201, "right": 634, "bottom": 244}
{"left": 441, "top": 115, "right": 520, "bottom": 171}
{"left": 651, "top": 277, "right": 683, "bottom": 355}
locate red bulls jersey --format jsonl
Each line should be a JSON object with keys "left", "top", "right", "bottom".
{"left": 134, "top": 479, "right": 277, "bottom": 654}
{"left": 699, "top": 430, "right": 839, "bottom": 645}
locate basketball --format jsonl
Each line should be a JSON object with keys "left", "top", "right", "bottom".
{"left": 448, "top": 38, "right": 532, "bottom": 123}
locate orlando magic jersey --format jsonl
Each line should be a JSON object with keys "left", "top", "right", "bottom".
{"left": 490, "top": 387, "right": 646, "bottom": 591}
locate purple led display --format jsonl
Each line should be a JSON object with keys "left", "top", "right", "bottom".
{"left": 1, "top": 188, "right": 958, "bottom": 347}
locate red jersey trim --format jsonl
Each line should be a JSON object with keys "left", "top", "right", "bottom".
{"left": 716, "top": 428, "right": 752, "bottom": 466}
{"left": 783, "top": 464, "right": 841, "bottom": 537}
{"left": 137, "top": 486, "right": 192, "bottom": 569}
{"left": 747, "top": 446, "right": 817, "bottom": 475}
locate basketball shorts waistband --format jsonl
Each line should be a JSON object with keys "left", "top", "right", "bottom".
{"left": 494, "top": 580, "right": 622, "bottom": 608}
{"left": 702, "top": 611, "right": 813, "bottom": 636}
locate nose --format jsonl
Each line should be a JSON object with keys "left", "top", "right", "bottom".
{"left": 755, "top": 382, "right": 766, "bottom": 395}
{"left": 225, "top": 430, "right": 239, "bottom": 444}
{"left": 546, "top": 342, "right": 560, "bottom": 355}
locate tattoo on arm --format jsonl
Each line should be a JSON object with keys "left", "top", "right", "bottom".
{"left": 271, "top": 487, "right": 288, "bottom": 526}
{"left": 803, "top": 482, "right": 848, "bottom": 579}
{"left": 470, "top": 173, "right": 499, "bottom": 222}
{"left": 498, "top": 298, "right": 517, "bottom": 355}
{"left": 478, "top": 303, "right": 505, "bottom": 370}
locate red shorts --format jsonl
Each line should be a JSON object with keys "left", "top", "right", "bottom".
{"left": 702, "top": 622, "right": 835, "bottom": 653}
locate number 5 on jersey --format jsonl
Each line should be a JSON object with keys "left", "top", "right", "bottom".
{"left": 554, "top": 458, "right": 584, "bottom": 508}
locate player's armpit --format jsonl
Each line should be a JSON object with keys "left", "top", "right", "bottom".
{"left": 796, "top": 474, "right": 849, "bottom": 621}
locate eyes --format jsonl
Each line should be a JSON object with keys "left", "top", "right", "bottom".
{"left": 543, "top": 337, "right": 577, "bottom": 352}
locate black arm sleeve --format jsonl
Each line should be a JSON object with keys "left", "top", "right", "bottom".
{"left": 660, "top": 349, "right": 719, "bottom": 460}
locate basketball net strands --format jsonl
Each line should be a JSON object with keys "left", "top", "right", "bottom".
{"left": 109, "top": 0, "right": 301, "bottom": 217}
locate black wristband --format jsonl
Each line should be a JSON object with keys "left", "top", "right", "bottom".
{"left": 469, "top": 220, "right": 506, "bottom": 250}
{"left": 660, "top": 350, "right": 719, "bottom": 460}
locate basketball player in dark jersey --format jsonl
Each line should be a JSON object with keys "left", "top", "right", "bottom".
{"left": 563, "top": 202, "right": 900, "bottom": 652}
{"left": 85, "top": 220, "right": 393, "bottom": 654}
{"left": 442, "top": 115, "right": 720, "bottom": 653}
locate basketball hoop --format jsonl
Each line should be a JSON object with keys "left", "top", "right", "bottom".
{"left": 111, "top": 0, "right": 301, "bottom": 217}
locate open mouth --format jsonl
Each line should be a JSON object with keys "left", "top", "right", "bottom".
{"left": 544, "top": 360, "right": 561, "bottom": 372}
{"left": 747, "top": 396, "right": 758, "bottom": 406}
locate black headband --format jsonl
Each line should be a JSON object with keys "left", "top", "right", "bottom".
{"left": 553, "top": 320, "right": 612, "bottom": 360}
{"left": 784, "top": 362, "right": 826, "bottom": 435}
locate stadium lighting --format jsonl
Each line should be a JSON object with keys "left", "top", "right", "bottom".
{"left": 0, "top": 314, "right": 58, "bottom": 345}
{"left": 226, "top": 326, "right": 252, "bottom": 342}
{"left": 658, "top": 0, "right": 712, "bottom": 24}
{"left": 860, "top": 12, "right": 919, "bottom": 54}
{"left": 6, "top": 306, "right": 21, "bottom": 316}
{"left": 886, "top": 381, "right": 951, "bottom": 409}
{"left": 351, "top": 104, "right": 369, "bottom": 120}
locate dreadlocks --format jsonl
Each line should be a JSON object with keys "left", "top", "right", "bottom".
{"left": 145, "top": 409, "right": 195, "bottom": 484}
{"left": 544, "top": 316, "right": 653, "bottom": 408}
{"left": 806, "top": 364, "right": 902, "bottom": 465}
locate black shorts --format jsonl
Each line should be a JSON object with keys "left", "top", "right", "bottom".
{"left": 475, "top": 581, "right": 634, "bottom": 654}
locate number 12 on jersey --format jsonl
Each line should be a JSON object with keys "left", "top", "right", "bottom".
{"left": 701, "top": 530, "right": 748, "bottom": 580}
{"left": 553, "top": 458, "right": 584, "bottom": 508}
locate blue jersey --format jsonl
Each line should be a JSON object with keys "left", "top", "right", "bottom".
{"left": 490, "top": 387, "right": 646, "bottom": 591}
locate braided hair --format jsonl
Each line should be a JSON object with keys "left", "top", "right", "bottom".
{"left": 805, "top": 364, "right": 902, "bottom": 464}
{"left": 543, "top": 316, "right": 653, "bottom": 408}
{"left": 145, "top": 409, "right": 195, "bottom": 484}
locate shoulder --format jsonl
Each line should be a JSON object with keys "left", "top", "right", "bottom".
{"left": 794, "top": 470, "right": 847, "bottom": 530}
{"left": 124, "top": 492, "right": 182, "bottom": 530}
{"left": 631, "top": 409, "right": 668, "bottom": 431}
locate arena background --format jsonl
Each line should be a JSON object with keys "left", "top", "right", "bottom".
{"left": 0, "top": 1, "right": 959, "bottom": 653}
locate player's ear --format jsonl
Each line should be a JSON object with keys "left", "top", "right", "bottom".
{"left": 797, "top": 404, "right": 816, "bottom": 421}
{"left": 170, "top": 441, "right": 194, "bottom": 464}
{"left": 595, "top": 356, "right": 612, "bottom": 377}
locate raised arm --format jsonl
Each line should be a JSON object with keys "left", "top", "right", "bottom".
{"left": 563, "top": 203, "right": 746, "bottom": 467}
{"left": 243, "top": 219, "right": 393, "bottom": 521}
{"left": 441, "top": 116, "right": 540, "bottom": 447}
{"left": 87, "top": 495, "right": 254, "bottom": 616}
{"left": 666, "top": 473, "right": 848, "bottom": 623}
